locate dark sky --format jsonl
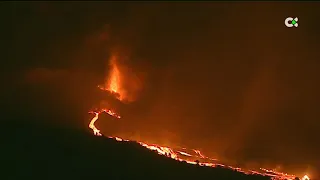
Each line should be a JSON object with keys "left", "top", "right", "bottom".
{"left": 3, "top": 2, "right": 320, "bottom": 177}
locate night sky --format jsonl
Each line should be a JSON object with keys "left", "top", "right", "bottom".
{"left": 3, "top": 2, "right": 320, "bottom": 177}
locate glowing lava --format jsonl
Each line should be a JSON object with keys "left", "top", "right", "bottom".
{"left": 88, "top": 111, "right": 101, "bottom": 136}
{"left": 98, "top": 54, "right": 124, "bottom": 101}
{"left": 88, "top": 54, "right": 310, "bottom": 180}
{"left": 88, "top": 109, "right": 121, "bottom": 136}
{"left": 107, "top": 55, "right": 121, "bottom": 93}
{"left": 302, "top": 175, "right": 310, "bottom": 180}
{"left": 87, "top": 107, "right": 308, "bottom": 180}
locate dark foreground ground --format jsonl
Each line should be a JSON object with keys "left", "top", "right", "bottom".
{"left": 1, "top": 121, "right": 276, "bottom": 180}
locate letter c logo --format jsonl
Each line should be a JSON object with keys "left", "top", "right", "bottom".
{"left": 285, "top": 17, "right": 298, "bottom": 28}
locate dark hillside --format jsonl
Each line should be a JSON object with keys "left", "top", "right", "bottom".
{"left": 3, "top": 121, "right": 272, "bottom": 180}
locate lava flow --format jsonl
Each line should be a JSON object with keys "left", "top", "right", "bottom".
{"left": 88, "top": 55, "right": 310, "bottom": 180}
{"left": 88, "top": 109, "right": 121, "bottom": 136}
{"left": 88, "top": 109, "right": 309, "bottom": 180}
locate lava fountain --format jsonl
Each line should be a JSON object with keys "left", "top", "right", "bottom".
{"left": 98, "top": 54, "right": 124, "bottom": 101}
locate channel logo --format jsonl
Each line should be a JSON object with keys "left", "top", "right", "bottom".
{"left": 285, "top": 17, "right": 298, "bottom": 28}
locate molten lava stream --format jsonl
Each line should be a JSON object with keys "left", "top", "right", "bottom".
{"left": 88, "top": 109, "right": 121, "bottom": 136}
{"left": 88, "top": 109, "right": 310, "bottom": 180}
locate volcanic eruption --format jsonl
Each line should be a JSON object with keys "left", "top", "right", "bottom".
{"left": 87, "top": 53, "right": 310, "bottom": 180}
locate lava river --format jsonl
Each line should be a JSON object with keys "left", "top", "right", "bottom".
{"left": 88, "top": 109, "right": 310, "bottom": 180}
